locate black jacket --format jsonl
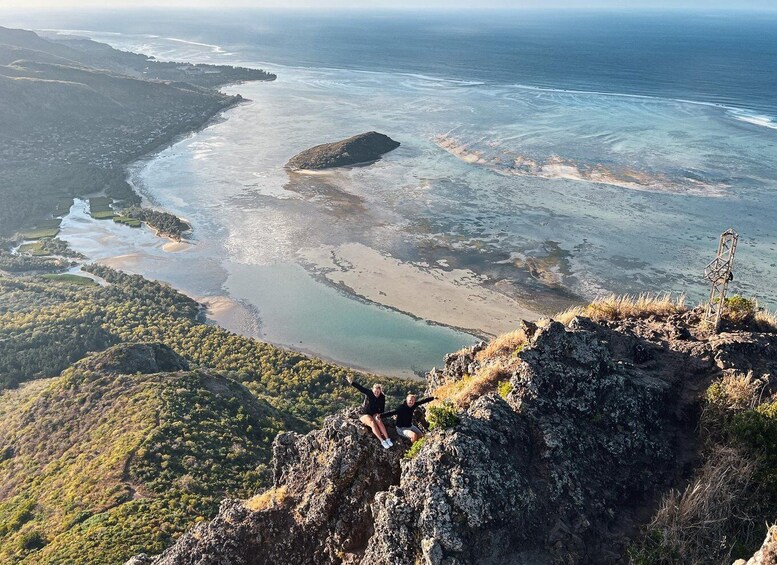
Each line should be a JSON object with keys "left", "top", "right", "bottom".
{"left": 381, "top": 397, "right": 434, "bottom": 428}
{"left": 351, "top": 381, "right": 385, "bottom": 415}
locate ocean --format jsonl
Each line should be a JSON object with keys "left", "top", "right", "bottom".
{"left": 30, "top": 10, "right": 777, "bottom": 375}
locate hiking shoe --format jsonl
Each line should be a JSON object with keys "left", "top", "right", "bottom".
{"left": 386, "top": 438, "right": 394, "bottom": 447}
{"left": 381, "top": 439, "right": 390, "bottom": 449}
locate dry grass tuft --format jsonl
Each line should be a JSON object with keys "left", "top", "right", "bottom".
{"left": 755, "top": 306, "right": 777, "bottom": 332}
{"left": 636, "top": 445, "right": 758, "bottom": 564}
{"left": 244, "top": 485, "right": 288, "bottom": 511}
{"left": 432, "top": 363, "right": 510, "bottom": 409}
{"left": 554, "top": 293, "right": 687, "bottom": 326}
{"left": 707, "top": 372, "right": 763, "bottom": 412}
{"left": 477, "top": 328, "right": 528, "bottom": 361}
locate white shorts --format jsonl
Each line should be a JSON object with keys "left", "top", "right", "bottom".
{"left": 396, "top": 425, "right": 422, "bottom": 438}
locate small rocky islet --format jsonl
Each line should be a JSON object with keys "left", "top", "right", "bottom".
{"left": 285, "top": 131, "right": 400, "bottom": 171}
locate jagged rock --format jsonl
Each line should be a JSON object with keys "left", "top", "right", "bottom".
{"left": 76, "top": 343, "right": 189, "bottom": 374}
{"left": 428, "top": 340, "right": 486, "bottom": 391}
{"left": 734, "top": 525, "right": 777, "bottom": 565}
{"left": 141, "top": 409, "right": 403, "bottom": 565}
{"left": 131, "top": 313, "right": 777, "bottom": 565}
{"left": 285, "top": 131, "right": 400, "bottom": 171}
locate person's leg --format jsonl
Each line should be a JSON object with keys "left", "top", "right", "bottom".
{"left": 373, "top": 415, "right": 389, "bottom": 440}
{"left": 409, "top": 425, "right": 423, "bottom": 443}
{"left": 360, "top": 414, "right": 384, "bottom": 440}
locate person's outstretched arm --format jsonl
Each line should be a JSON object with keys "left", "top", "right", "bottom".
{"left": 380, "top": 408, "right": 398, "bottom": 419}
{"left": 416, "top": 396, "right": 435, "bottom": 407}
{"left": 346, "top": 375, "right": 370, "bottom": 396}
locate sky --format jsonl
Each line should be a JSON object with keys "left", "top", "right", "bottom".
{"left": 1, "top": 0, "right": 776, "bottom": 10}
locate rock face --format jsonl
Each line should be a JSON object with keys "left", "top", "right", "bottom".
{"left": 130, "top": 311, "right": 777, "bottom": 565}
{"left": 736, "top": 526, "right": 777, "bottom": 565}
{"left": 285, "top": 131, "right": 400, "bottom": 171}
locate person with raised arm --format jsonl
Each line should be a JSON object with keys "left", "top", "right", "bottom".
{"left": 346, "top": 375, "right": 393, "bottom": 449}
{"left": 381, "top": 393, "right": 434, "bottom": 444}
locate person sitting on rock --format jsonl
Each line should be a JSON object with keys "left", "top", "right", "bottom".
{"left": 347, "top": 375, "right": 393, "bottom": 449}
{"left": 380, "top": 393, "right": 434, "bottom": 444}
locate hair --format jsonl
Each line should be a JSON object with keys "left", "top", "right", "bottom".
{"left": 407, "top": 393, "right": 417, "bottom": 400}
{"left": 373, "top": 383, "right": 382, "bottom": 390}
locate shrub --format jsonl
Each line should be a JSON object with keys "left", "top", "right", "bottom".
{"left": 403, "top": 437, "right": 427, "bottom": 460}
{"left": 20, "top": 530, "right": 47, "bottom": 551}
{"left": 724, "top": 295, "right": 757, "bottom": 326}
{"left": 427, "top": 402, "right": 460, "bottom": 431}
{"left": 706, "top": 372, "right": 761, "bottom": 412}
{"left": 498, "top": 380, "right": 514, "bottom": 399}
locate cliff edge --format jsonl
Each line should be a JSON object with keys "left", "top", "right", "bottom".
{"left": 129, "top": 304, "right": 777, "bottom": 564}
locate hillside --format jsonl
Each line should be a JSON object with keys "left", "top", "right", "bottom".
{"left": 0, "top": 343, "right": 305, "bottom": 564}
{"left": 131, "top": 298, "right": 777, "bottom": 565}
{"left": 0, "top": 26, "right": 275, "bottom": 235}
{"left": 0, "top": 263, "right": 410, "bottom": 564}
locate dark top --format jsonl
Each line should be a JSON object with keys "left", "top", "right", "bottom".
{"left": 351, "top": 381, "right": 385, "bottom": 415}
{"left": 381, "top": 397, "right": 434, "bottom": 428}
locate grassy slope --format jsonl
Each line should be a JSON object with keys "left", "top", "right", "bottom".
{"left": 0, "top": 360, "right": 303, "bottom": 564}
{"left": 0, "top": 267, "right": 409, "bottom": 562}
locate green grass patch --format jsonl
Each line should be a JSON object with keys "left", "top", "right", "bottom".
{"left": 403, "top": 437, "right": 427, "bottom": 459}
{"left": 498, "top": 380, "right": 514, "bottom": 399}
{"left": 89, "top": 197, "right": 115, "bottom": 219}
{"left": 17, "top": 242, "right": 48, "bottom": 256}
{"left": 427, "top": 401, "right": 460, "bottom": 431}
{"left": 20, "top": 219, "right": 62, "bottom": 240}
{"left": 113, "top": 216, "right": 142, "bottom": 228}
{"left": 40, "top": 274, "right": 98, "bottom": 286}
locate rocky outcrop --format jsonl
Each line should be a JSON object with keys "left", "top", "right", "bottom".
{"left": 141, "top": 409, "right": 403, "bottom": 565}
{"left": 130, "top": 311, "right": 777, "bottom": 565}
{"left": 736, "top": 526, "right": 777, "bottom": 565}
{"left": 285, "top": 131, "right": 400, "bottom": 171}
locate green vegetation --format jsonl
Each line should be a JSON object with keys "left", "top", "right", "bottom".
{"left": 0, "top": 362, "right": 300, "bottom": 564}
{"left": 17, "top": 242, "right": 47, "bottom": 256}
{"left": 0, "top": 265, "right": 409, "bottom": 562}
{"left": 120, "top": 207, "right": 190, "bottom": 241}
{"left": 497, "top": 380, "right": 514, "bottom": 399}
{"left": 0, "top": 251, "right": 70, "bottom": 273}
{"left": 427, "top": 402, "right": 460, "bottom": 431}
{"left": 89, "top": 197, "right": 115, "bottom": 220}
{"left": 40, "top": 274, "right": 98, "bottom": 286}
{"left": 403, "top": 437, "right": 427, "bottom": 460}
{"left": 0, "top": 265, "right": 407, "bottom": 420}
{"left": 113, "top": 216, "right": 142, "bottom": 228}
{"left": 19, "top": 220, "right": 61, "bottom": 240}
{"left": 0, "top": 27, "right": 271, "bottom": 236}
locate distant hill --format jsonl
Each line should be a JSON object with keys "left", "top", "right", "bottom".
{"left": 0, "top": 27, "right": 275, "bottom": 235}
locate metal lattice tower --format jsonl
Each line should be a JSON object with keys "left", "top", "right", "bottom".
{"left": 702, "top": 228, "right": 738, "bottom": 332}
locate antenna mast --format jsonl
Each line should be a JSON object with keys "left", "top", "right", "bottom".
{"left": 702, "top": 228, "right": 738, "bottom": 332}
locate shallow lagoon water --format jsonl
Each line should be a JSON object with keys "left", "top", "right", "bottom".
{"left": 55, "top": 20, "right": 777, "bottom": 376}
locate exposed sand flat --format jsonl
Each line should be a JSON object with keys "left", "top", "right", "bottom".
{"left": 199, "top": 295, "right": 262, "bottom": 339}
{"left": 162, "top": 241, "right": 190, "bottom": 252}
{"left": 300, "top": 242, "right": 540, "bottom": 337}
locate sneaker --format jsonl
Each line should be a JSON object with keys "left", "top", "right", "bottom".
{"left": 381, "top": 439, "right": 390, "bottom": 449}
{"left": 386, "top": 438, "right": 394, "bottom": 447}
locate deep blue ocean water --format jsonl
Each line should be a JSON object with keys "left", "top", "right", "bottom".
{"left": 16, "top": 10, "right": 777, "bottom": 118}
